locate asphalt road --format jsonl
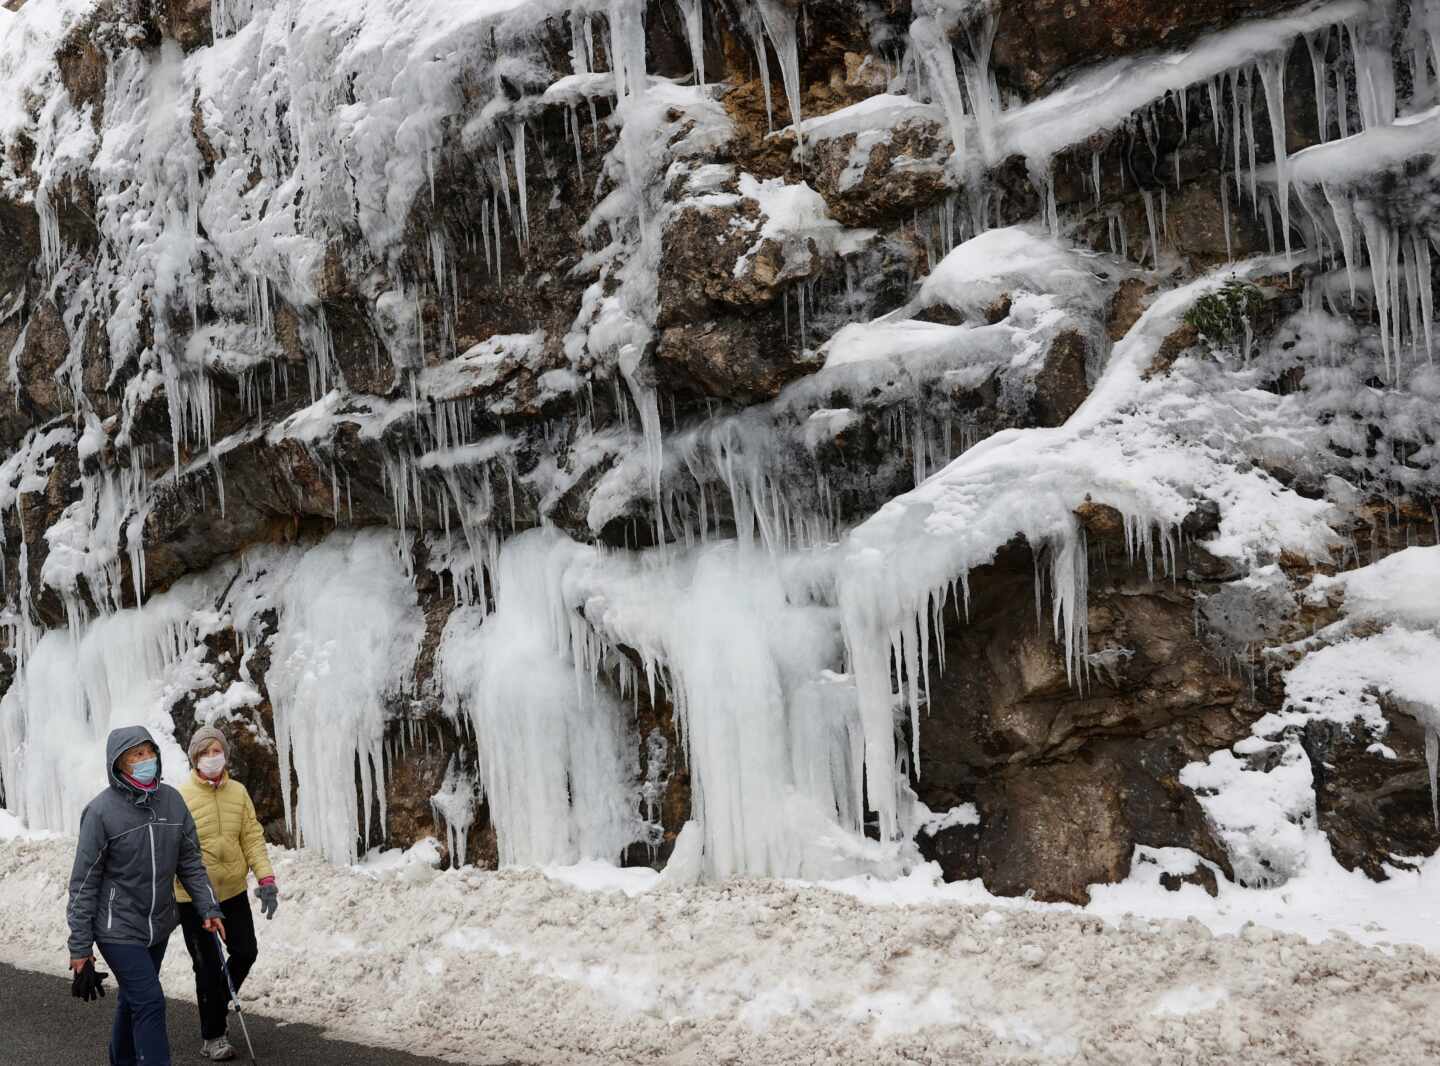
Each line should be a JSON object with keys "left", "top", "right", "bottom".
{"left": 0, "top": 960, "right": 498, "bottom": 1064}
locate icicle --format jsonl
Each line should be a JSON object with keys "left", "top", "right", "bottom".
{"left": 1220, "top": 174, "right": 1233, "bottom": 262}
{"left": 1334, "top": 55, "right": 1349, "bottom": 139}
{"left": 959, "top": 11, "right": 1000, "bottom": 164}
{"left": 756, "top": 0, "right": 805, "bottom": 160}
{"left": 1359, "top": 210, "right": 1397, "bottom": 379}
{"left": 511, "top": 120, "right": 530, "bottom": 248}
{"left": 1256, "top": 53, "right": 1292, "bottom": 263}
{"left": 1305, "top": 29, "right": 1330, "bottom": 143}
{"left": 495, "top": 140, "right": 514, "bottom": 230}
{"left": 1207, "top": 76, "right": 1223, "bottom": 150}
{"left": 740, "top": 2, "right": 776, "bottom": 130}
{"left": 607, "top": 0, "right": 650, "bottom": 99}
{"left": 1322, "top": 182, "right": 1358, "bottom": 302}
{"left": 1229, "top": 70, "right": 1244, "bottom": 204}
{"left": 1347, "top": 18, "right": 1396, "bottom": 131}
{"left": 1428, "top": 726, "right": 1439, "bottom": 831}
{"left": 1141, "top": 188, "right": 1160, "bottom": 268}
{"left": 1240, "top": 69, "right": 1259, "bottom": 210}
{"left": 677, "top": 0, "right": 705, "bottom": 87}
{"left": 911, "top": 15, "right": 968, "bottom": 169}
{"left": 1412, "top": 231, "right": 1434, "bottom": 363}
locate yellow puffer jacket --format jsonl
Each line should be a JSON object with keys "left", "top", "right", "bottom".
{"left": 174, "top": 770, "right": 274, "bottom": 904}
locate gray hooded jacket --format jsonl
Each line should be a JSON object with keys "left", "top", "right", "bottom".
{"left": 66, "top": 726, "right": 223, "bottom": 959}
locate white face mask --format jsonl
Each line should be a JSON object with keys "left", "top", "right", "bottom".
{"left": 197, "top": 753, "right": 226, "bottom": 777}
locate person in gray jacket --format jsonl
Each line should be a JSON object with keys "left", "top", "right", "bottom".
{"left": 67, "top": 725, "right": 228, "bottom": 1066}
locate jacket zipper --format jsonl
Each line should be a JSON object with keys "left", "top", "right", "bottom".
{"left": 147, "top": 822, "right": 156, "bottom": 945}
{"left": 107, "top": 887, "right": 116, "bottom": 930}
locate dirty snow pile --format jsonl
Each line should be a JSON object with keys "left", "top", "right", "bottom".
{"left": 3, "top": 829, "right": 1440, "bottom": 1065}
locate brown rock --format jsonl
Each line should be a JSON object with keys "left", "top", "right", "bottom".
{"left": 977, "top": 758, "right": 1132, "bottom": 903}
{"left": 1106, "top": 278, "right": 1149, "bottom": 341}
{"left": 917, "top": 538, "right": 1248, "bottom": 902}
{"left": 991, "top": 0, "right": 1309, "bottom": 96}
{"left": 1302, "top": 705, "right": 1440, "bottom": 880}
{"left": 808, "top": 120, "right": 951, "bottom": 229}
{"left": 157, "top": 0, "right": 212, "bottom": 50}
{"left": 655, "top": 319, "right": 819, "bottom": 403}
{"left": 57, "top": 30, "right": 107, "bottom": 127}
{"left": 14, "top": 298, "right": 74, "bottom": 421}
{"left": 1029, "top": 328, "right": 1089, "bottom": 426}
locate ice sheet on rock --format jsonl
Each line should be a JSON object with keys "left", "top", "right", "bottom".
{"left": 564, "top": 538, "right": 918, "bottom": 880}
{"left": 438, "top": 529, "right": 637, "bottom": 867}
{"left": 261, "top": 529, "right": 424, "bottom": 865}
{"left": 0, "top": 570, "right": 230, "bottom": 833}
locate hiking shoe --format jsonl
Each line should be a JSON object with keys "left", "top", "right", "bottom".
{"left": 201, "top": 1036, "right": 236, "bottom": 1061}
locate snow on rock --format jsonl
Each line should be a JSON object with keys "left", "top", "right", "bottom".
{"left": 916, "top": 225, "right": 1116, "bottom": 319}
{"left": 837, "top": 253, "right": 1338, "bottom": 840}
{"left": 992, "top": 0, "right": 1373, "bottom": 169}
{"left": 1186, "top": 544, "right": 1440, "bottom": 884}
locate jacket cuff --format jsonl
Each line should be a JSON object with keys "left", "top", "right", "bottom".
{"left": 258, "top": 876, "right": 276, "bottom": 887}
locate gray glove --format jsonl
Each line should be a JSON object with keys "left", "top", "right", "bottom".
{"left": 255, "top": 882, "right": 279, "bottom": 920}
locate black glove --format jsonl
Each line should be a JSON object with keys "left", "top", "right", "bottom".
{"left": 71, "top": 959, "right": 109, "bottom": 1002}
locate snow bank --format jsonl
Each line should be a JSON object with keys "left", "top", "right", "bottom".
{"left": 3, "top": 834, "right": 1440, "bottom": 1064}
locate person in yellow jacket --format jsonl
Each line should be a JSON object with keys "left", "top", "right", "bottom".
{"left": 175, "top": 725, "right": 280, "bottom": 1062}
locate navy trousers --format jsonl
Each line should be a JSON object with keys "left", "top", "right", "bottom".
{"left": 95, "top": 940, "right": 171, "bottom": 1066}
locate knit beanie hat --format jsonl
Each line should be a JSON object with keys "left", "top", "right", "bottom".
{"left": 188, "top": 725, "right": 229, "bottom": 765}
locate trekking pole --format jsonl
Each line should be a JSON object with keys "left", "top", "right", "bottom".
{"left": 212, "top": 930, "right": 257, "bottom": 1063}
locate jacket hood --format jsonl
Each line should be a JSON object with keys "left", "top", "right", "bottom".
{"left": 106, "top": 725, "right": 161, "bottom": 796}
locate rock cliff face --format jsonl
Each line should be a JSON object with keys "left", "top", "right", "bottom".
{"left": 0, "top": 0, "right": 1437, "bottom": 903}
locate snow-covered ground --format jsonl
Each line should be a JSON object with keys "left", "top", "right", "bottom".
{"left": 4, "top": 819, "right": 1440, "bottom": 1065}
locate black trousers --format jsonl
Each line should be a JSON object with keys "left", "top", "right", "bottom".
{"left": 177, "top": 892, "right": 259, "bottom": 1041}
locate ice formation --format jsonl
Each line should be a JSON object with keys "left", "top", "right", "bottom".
{"left": 0, "top": 0, "right": 1436, "bottom": 896}
{"left": 437, "top": 530, "right": 636, "bottom": 867}
{"left": 0, "top": 529, "right": 421, "bottom": 862}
